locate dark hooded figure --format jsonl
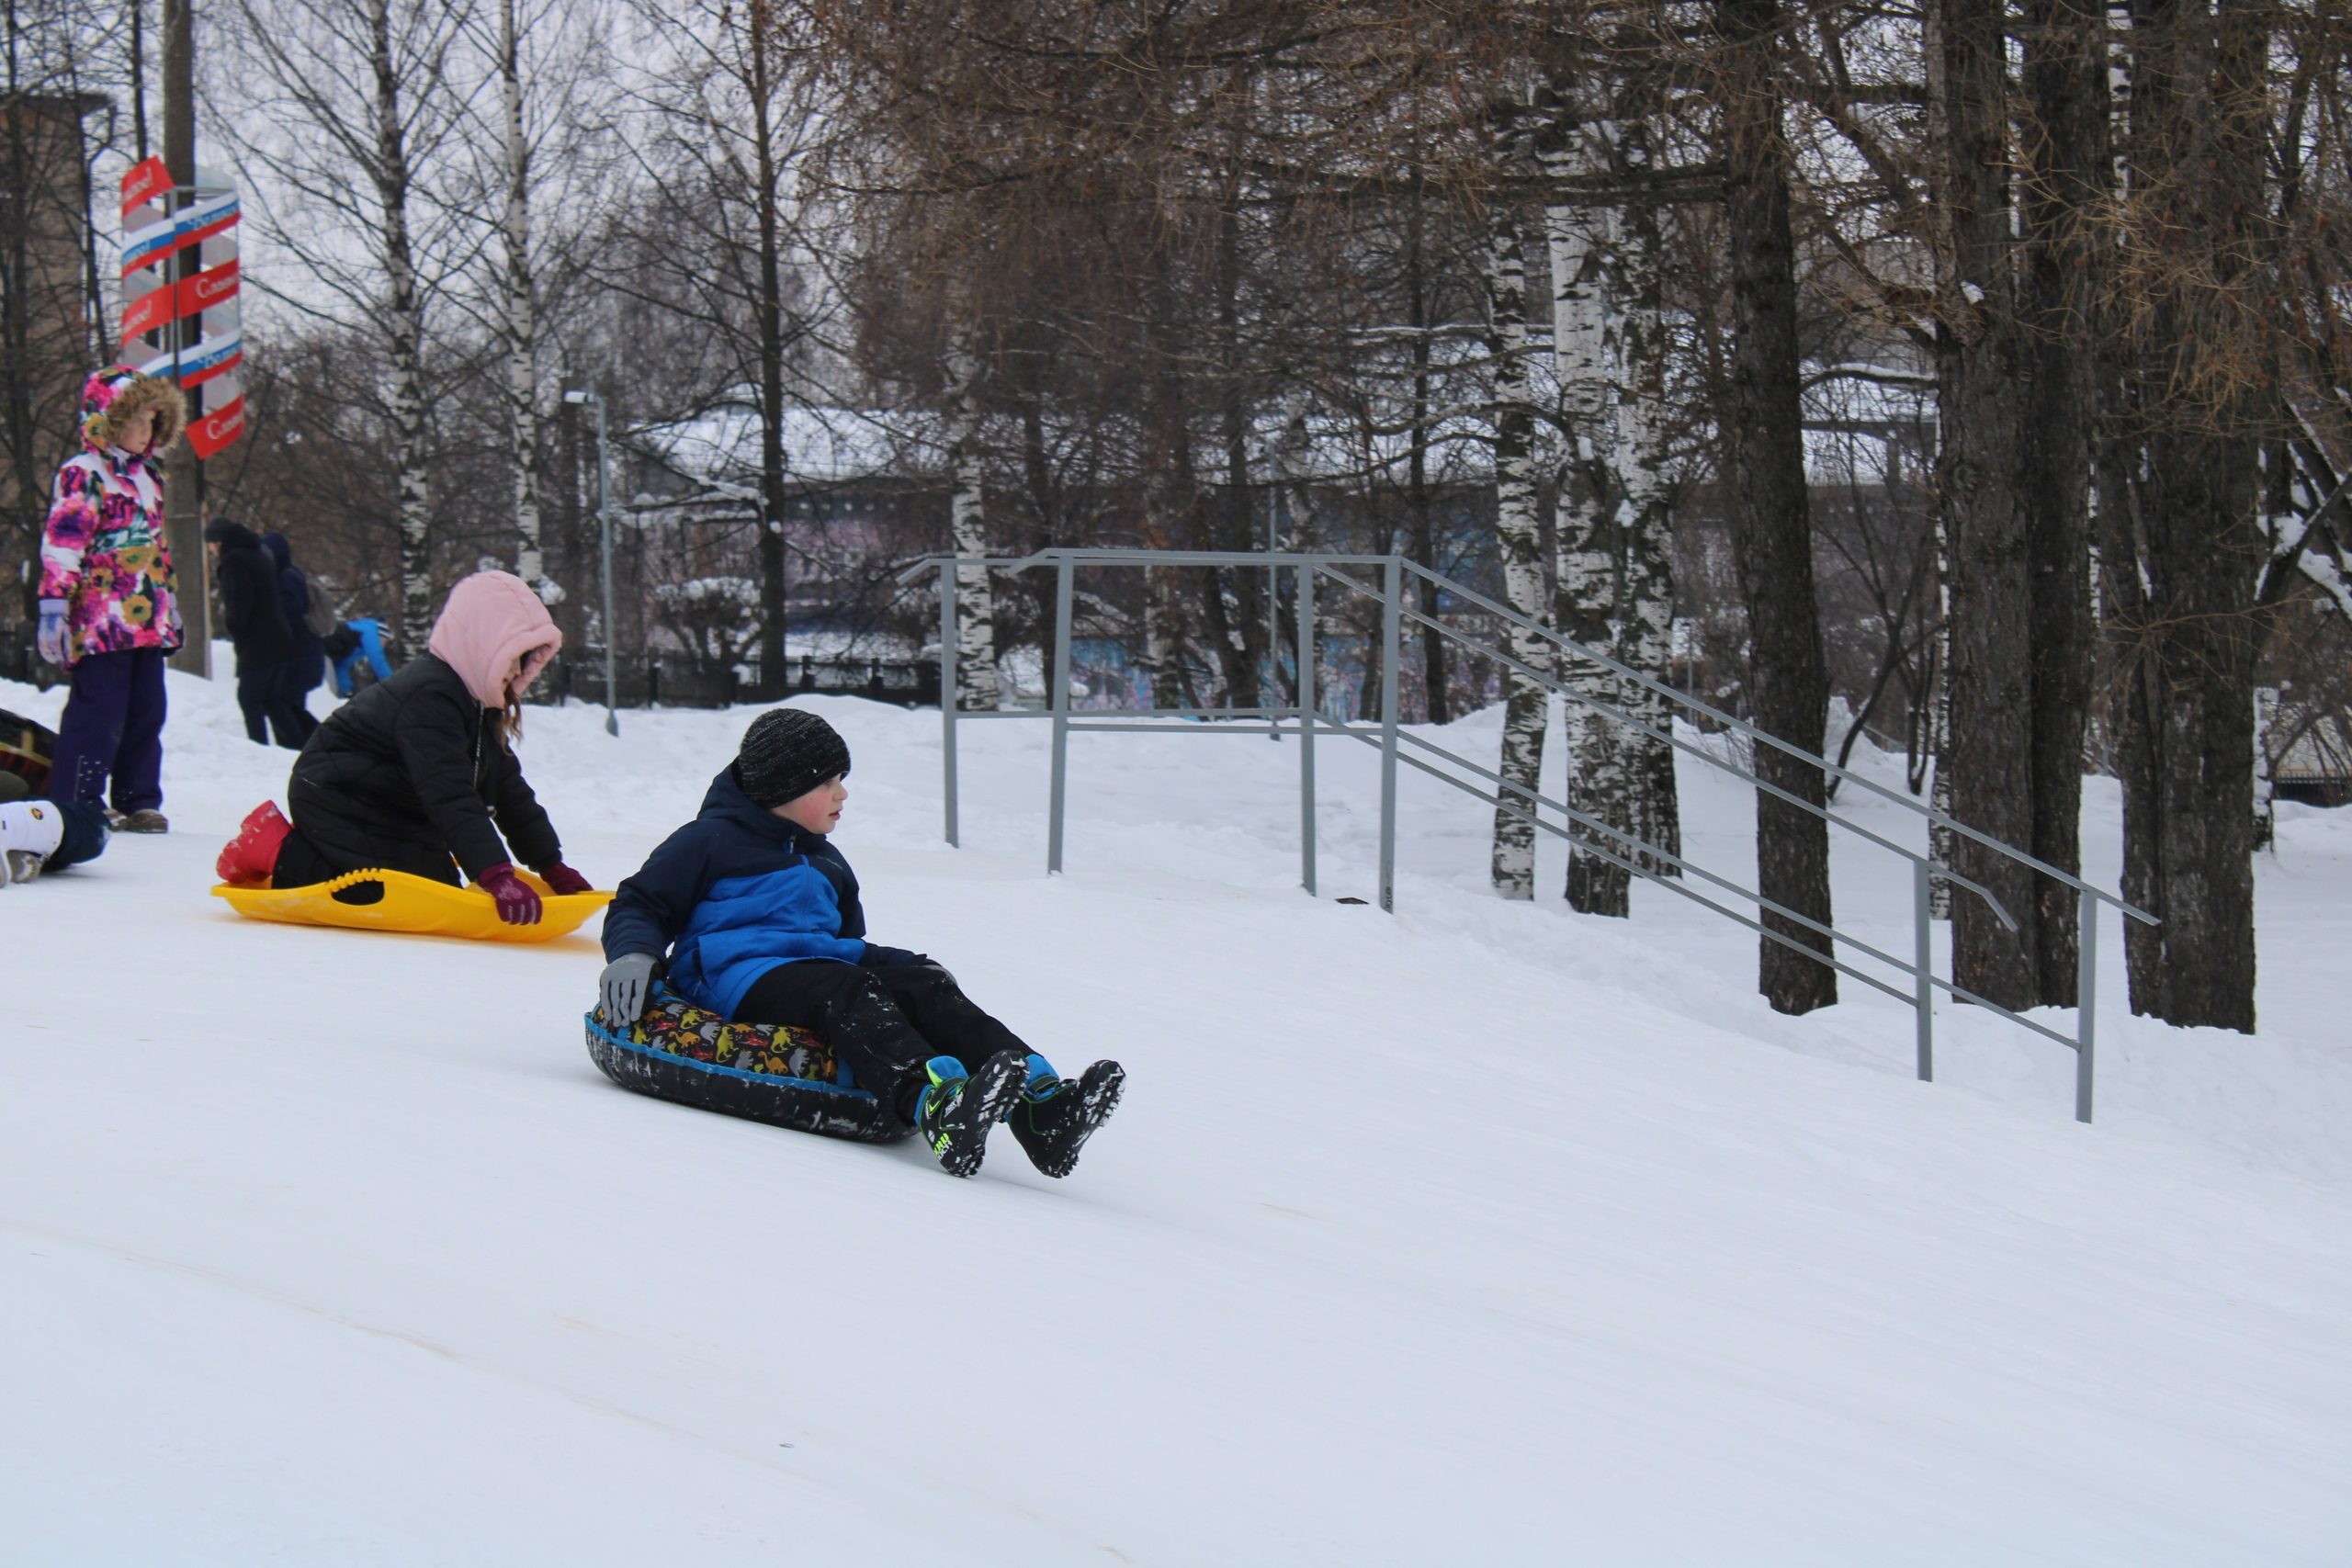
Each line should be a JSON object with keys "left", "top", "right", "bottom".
{"left": 263, "top": 530, "right": 326, "bottom": 715}
{"left": 204, "top": 517, "right": 310, "bottom": 750}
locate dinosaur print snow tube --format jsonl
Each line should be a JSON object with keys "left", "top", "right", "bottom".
{"left": 582, "top": 981, "right": 907, "bottom": 1145}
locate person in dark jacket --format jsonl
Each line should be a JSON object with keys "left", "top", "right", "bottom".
{"left": 262, "top": 531, "right": 325, "bottom": 736}
{"left": 598, "top": 707, "right": 1124, "bottom": 1179}
{"left": 261, "top": 570, "right": 592, "bottom": 921}
{"left": 205, "top": 517, "right": 309, "bottom": 749}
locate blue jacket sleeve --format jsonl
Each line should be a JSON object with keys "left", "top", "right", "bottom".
{"left": 604, "top": 824, "right": 707, "bottom": 961}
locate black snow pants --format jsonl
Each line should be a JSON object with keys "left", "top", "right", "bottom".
{"left": 733, "top": 960, "right": 1033, "bottom": 1122}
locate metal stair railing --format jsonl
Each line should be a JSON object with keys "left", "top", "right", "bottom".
{"left": 897, "top": 549, "right": 2157, "bottom": 1123}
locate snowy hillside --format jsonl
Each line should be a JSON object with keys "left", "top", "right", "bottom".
{"left": 4, "top": 660, "right": 2349, "bottom": 1564}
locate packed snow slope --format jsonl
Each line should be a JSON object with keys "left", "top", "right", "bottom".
{"left": 5, "top": 660, "right": 2350, "bottom": 1565}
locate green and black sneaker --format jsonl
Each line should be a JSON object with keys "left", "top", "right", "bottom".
{"left": 1008, "top": 1055, "right": 1125, "bottom": 1179}
{"left": 913, "top": 1053, "right": 1029, "bottom": 1178}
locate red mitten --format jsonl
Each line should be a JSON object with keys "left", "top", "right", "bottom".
{"left": 217, "top": 801, "right": 292, "bottom": 887}
{"left": 476, "top": 862, "right": 543, "bottom": 926}
{"left": 537, "top": 862, "right": 592, "bottom": 897}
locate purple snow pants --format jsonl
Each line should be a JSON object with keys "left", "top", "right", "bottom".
{"left": 46, "top": 648, "right": 168, "bottom": 812}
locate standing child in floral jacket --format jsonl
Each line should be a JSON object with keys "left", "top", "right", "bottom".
{"left": 37, "top": 366, "right": 187, "bottom": 830}
{"left": 597, "top": 708, "right": 1125, "bottom": 1179}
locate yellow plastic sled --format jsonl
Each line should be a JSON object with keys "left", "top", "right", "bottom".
{"left": 211, "top": 867, "right": 612, "bottom": 943}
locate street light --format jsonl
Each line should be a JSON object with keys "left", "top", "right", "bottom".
{"left": 563, "top": 387, "right": 619, "bottom": 738}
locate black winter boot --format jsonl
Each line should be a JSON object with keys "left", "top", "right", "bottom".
{"left": 1008, "top": 1057, "right": 1125, "bottom": 1179}
{"left": 913, "top": 1052, "right": 1029, "bottom": 1178}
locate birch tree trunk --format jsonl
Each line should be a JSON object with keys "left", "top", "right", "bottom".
{"left": 942, "top": 327, "right": 1000, "bottom": 710}
{"left": 1608, "top": 126, "right": 1680, "bottom": 876}
{"left": 1487, "top": 204, "right": 1547, "bottom": 898}
{"left": 1545, "top": 126, "right": 1634, "bottom": 915}
{"left": 371, "top": 0, "right": 433, "bottom": 640}
{"left": 499, "top": 0, "right": 545, "bottom": 595}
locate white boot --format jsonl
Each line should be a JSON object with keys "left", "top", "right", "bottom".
{"left": 0, "top": 800, "right": 66, "bottom": 887}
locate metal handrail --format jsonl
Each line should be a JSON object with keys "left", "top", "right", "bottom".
{"left": 1323, "top": 717, "right": 2088, "bottom": 1054}
{"left": 1383, "top": 555, "right": 2157, "bottom": 921}
{"left": 900, "top": 548, "right": 2147, "bottom": 1123}
{"left": 1308, "top": 561, "right": 2026, "bottom": 933}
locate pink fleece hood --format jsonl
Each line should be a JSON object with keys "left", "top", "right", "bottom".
{"left": 427, "top": 571, "right": 563, "bottom": 708}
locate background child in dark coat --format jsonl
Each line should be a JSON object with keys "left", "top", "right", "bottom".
{"left": 263, "top": 531, "right": 327, "bottom": 726}
{"left": 204, "top": 518, "right": 309, "bottom": 749}
{"left": 598, "top": 708, "right": 1122, "bottom": 1179}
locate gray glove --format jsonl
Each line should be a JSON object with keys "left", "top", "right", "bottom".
{"left": 599, "top": 953, "right": 659, "bottom": 1026}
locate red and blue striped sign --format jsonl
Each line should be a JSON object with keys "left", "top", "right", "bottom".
{"left": 120, "top": 158, "right": 243, "bottom": 459}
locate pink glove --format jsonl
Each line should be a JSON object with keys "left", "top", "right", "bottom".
{"left": 537, "top": 862, "right": 592, "bottom": 897}
{"left": 476, "top": 862, "right": 543, "bottom": 926}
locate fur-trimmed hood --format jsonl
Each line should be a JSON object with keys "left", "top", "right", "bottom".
{"left": 80, "top": 365, "right": 187, "bottom": 458}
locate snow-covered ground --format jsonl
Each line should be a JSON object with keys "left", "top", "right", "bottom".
{"left": 4, "top": 656, "right": 2348, "bottom": 1564}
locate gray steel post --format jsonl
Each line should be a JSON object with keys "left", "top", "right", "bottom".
{"left": 2076, "top": 887, "right": 2098, "bottom": 1123}
{"left": 1914, "top": 858, "right": 1933, "bottom": 1081}
{"left": 1298, "top": 561, "right": 1317, "bottom": 895}
{"left": 1047, "top": 556, "right": 1074, "bottom": 873}
{"left": 940, "top": 560, "right": 958, "bottom": 847}
{"left": 1379, "top": 554, "right": 1401, "bottom": 913}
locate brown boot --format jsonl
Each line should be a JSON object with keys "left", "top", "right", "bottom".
{"left": 115, "top": 809, "right": 169, "bottom": 834}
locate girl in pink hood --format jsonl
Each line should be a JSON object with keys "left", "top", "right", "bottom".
{"left": 219, "top": 571, "right": 591, "bottom": 923}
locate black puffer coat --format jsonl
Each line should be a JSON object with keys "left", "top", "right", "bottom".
{"left": 211, "top": 522, "right": 295, "bottom": 671}
{"left": 278, "top": 652, "right": 561, "bottom": 886}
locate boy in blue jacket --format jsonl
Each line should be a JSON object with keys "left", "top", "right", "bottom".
{"left": 597, "top": 708, "right": 1123, "bottom": 1178}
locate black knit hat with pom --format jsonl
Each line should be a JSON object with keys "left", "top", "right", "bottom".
{"left": 735, "top": 708, "right": 851, "bottom": 809}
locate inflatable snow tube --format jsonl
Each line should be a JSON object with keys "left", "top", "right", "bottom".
{"left": 582, "top": 983, "right": 908, "bottom": 1145}
{"left": 212, "top": 867, "right": 611, "bottom": 943}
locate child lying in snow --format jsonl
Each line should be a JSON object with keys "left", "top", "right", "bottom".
{"left": 0, "top": 796, "right": 109, "bottom": 887}
{"left": 597, "top": 708, "right": 1123, "bottom": 1179}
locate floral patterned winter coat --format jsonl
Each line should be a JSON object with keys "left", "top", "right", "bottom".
{"left": 38, "top": 366, "right": 187, "bottom": 666}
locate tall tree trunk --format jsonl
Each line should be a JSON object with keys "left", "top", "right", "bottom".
{"left": 2017, "top": 0, "right": 2109, "bottom": 1002}
{"left": 1270, "top": 394, "right": 1314, "bottom": 707}
{"left": 1545, "top": 123, "right": 1633, "bottom": 915}
{"left": 500, "top": 0, "right": 544, "bottom": 594}
{"left": 372, "top": 0, "right": 432, "bottom": 641}
{"left": 943, "top": 322, "right": 999, "bottom": 709}
{"left": 1214, "top": 193, "right": 1264, "bottom": 710}
{"left": 1404, "top": 170, "right": 1448, "bottom": 724}
{"left": 1936, "top": 0, "right": 2039, "bottom": 1011}
{"left": 1716, "top": 0, "right": 1838, "bottom": 1012}
{"left": 1609, "top": 124, "right": 1680, "bottom": 876}
{"left": 749, "top": 0, "right": 789, "bottom": 688}
{"left": 1487, "top": 204, "right": 1548, "bottom": 898}
{"left": 2109, "top": 0, "right": 2269, "bottom": 1030}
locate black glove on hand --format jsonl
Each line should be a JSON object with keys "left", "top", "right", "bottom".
{"left": 600, "top": 953, "right": 659, "bottom": 1026}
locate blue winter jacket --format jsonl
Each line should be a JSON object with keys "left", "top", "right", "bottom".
{"left": 602, "top": 764, "right": 925, "bottom": 1020}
